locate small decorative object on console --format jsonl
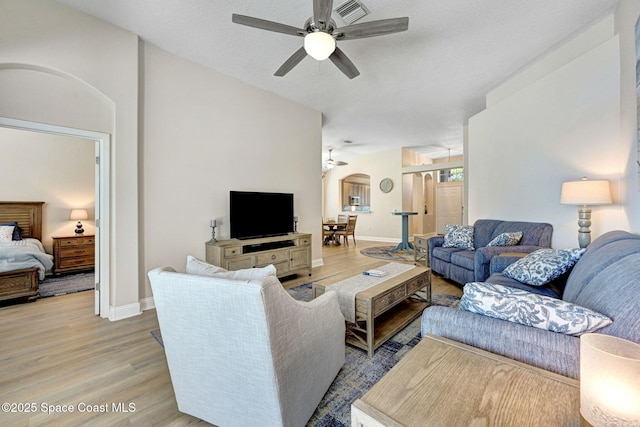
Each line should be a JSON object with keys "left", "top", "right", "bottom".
{"left": 363, "top": 269, "right": 387, "bottom": 277}
{"left": 209, "top": 219, "right": 217, "bottom": 242}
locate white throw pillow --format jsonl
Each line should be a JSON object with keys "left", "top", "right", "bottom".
{"left": 502, "top": 248, "right": 585, "bottom": 286}
{"left": 442, "top": 224, "right": 475, "bottom": 250}
{"left": 0, "top": 225, "right": 15, "bottom": 243}
{"left": 186, "top": 255, "right": 277, "bottom": 280}
{"left": 460, "top": 282, "right": 612, "bottom": 336}
{"left": 486, "top": 232, "right": 523, "bottom": 247}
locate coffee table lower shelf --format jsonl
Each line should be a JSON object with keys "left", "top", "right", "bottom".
{"left": 346, "top": 298, "right": 429, "bottom": 354}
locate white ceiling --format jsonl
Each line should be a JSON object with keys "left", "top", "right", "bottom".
{"left": 56, "top": 0, "right": 618, "bottom": 165}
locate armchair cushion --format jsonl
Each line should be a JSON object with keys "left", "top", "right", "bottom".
{"left": 460, "top": 282, "right": 612, "bottom": 336}
{"left": 442, "top": 224, "right": 475, "bottom": 250}
{"left": 503, "top": 248, "right": 585, "bottom": 286}
{"left": 186, "top": 255, "right": 277, "bottom": 280}
{"left": 486, "top": 232, "right": 523, "bottom": 247}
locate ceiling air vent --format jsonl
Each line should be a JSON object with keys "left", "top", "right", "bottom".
{"left": 334, "top": 0, "right": 369, "bottom": 25}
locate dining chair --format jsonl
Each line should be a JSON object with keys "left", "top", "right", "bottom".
{"left": 335, "top": 215, "right": 357, "bottom": 246}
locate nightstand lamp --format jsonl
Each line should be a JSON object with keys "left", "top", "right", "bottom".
{"left": 580, "top": 334, "right": 640, "bottom": 426}
{"left": 560, "top": 177, "right": 611, "bottom": 248}
{"left": 70, "top": 209, "right": 88, "bottom": 235}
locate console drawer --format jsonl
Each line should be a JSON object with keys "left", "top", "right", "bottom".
{"left": 256, "top": 250, "right": 289, "bottom": 266}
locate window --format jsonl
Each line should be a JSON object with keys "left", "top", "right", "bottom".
{"left": 341, "top": 174, "right": 371, "bottom": 212}
{"left": 438, "top": 168, "right": 464, "bottom": 183}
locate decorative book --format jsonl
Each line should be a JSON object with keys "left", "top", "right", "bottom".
{"left": 363, "top": 269, "right": 388, "bottom": 278}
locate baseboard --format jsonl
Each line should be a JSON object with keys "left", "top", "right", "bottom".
{"left": 140, "top": 296, "right": 155, "bottom": 311}
{"left": 356, "top": 236, "right": 402, "bottom": 243}
{"left": 312, "top": 258, "right": 324, "bottom": 268}
{"left": 109, "top": 302, "right": 142, "bottom": 321}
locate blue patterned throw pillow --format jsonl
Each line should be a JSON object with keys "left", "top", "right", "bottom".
{"left": 486, "top": 232, "right": 523, "bottom": 247}
{"left": 442, "top": 224, "right": 474, "bottom": 250}
{"left": 502, "top": 248, "right": 585, "bottom": 286}
{"left": 460, "top": 282, "right": 612, "bottom": 336}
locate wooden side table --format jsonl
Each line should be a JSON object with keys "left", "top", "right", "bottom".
{"left": 52, "top": 235, "right": 95, "bottom": 274}
{"left": 352, "top": 334, "right": 580, "bottom": 426}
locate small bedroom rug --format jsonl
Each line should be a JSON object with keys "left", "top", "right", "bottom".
{"left": 150, "top": 282, "right": 460, "bottom": 427}
{"left": 39, "top": 272, "right": 95, "bottom": 298}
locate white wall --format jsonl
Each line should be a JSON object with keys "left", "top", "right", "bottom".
{"left": 468, "top": 20, "right": 626, "bottom": 249}
{"left": 0, "top": 127, "right": 95, "bottom": 250}
{"left": 323, "top": 148, "right": 404, "bottom": 242}
{"left": 1, "top": 0, "right": 323, "bottom": 315}
{"left": 615, "top": 0, "right": 640, "bottom": 234}
{"left": 0, "top": 0, "right": 139, "bottom": 313}
{"left": 141, "top": 43, "right": 322, "bottom": 298}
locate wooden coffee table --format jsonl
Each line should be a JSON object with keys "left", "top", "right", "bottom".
{"left": 351, "top": 334, "right": 580, "bottom": 426}
{"left": 312, "top": 261, "right": 431, "bottom": 356}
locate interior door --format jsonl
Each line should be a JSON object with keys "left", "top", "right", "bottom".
{"left": 435, "top": 184, "right": 463, "bottom": 234}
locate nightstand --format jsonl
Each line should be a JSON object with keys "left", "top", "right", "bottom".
{"left": 52, "top": 235, "right": 95, "bottom": 274}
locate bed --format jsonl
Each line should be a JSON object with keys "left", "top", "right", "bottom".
{"left": 0, "top": 202, "right": 53, "bottom": 302}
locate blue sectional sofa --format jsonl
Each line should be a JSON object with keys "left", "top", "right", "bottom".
{"left": 421, "top": 230, "right": 640, "bottom": 379}
{"left": 428, "top": 219, "right": 553, "bottom": 284}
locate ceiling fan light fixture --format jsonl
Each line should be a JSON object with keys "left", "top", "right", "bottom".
{"left": 304, "top": 31, "right": 336, "bottom": 60}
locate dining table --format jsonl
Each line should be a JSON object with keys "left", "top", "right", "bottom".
{"left": 323, "top": 221, "right": 347, "bottom": 245}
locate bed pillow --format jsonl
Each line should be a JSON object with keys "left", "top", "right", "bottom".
{"left": 502, "top": 248, "right": 585, "bottom": 286}
{"left": 460, "top": 282, "right": 612, "bottom": 336}
{"left": 486, "top": 231, "right": 523, "bottom": 247}
{"left": 0, "top": 222, "right": 22, "bottom": 240}
{"left": 0, "top": 225, "right": 15, "bottom": 243}
{"left": 186, "top": 255, "right": 277, "bottom": 280}
{"left": 442, "top": 224, "right": 475, "bottom": 250}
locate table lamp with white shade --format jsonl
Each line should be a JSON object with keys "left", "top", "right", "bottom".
{"left": 560, "top": 177, "right": 612, "bottom": 248}
{"left": 69, "top": 209, "right": 88, "bottom": 235}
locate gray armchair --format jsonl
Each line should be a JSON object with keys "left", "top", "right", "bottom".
{"left": 148, "top": 267, "right": 345, "bottom": 427}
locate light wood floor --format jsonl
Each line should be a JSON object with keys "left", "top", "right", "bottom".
{"left": 0, "top": 240, "right": 461, "bottom": 426}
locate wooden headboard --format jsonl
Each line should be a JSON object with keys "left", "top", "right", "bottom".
{"left": 0, "top": 202, "right": 44, "bottom": 241}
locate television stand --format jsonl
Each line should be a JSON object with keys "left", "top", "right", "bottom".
{"left": 205, "top": 233, "right": 312, "bottom": 279}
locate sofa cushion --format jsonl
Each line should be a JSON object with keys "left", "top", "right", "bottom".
{"left": 450, "top": 251, "right": 475, "bottom": 271}
{"left": 486, "top": 232, "right": 523, "bottom": 247}
{"left": 502, "top": 248, "right": 585, "bottom": 286}
{"left": 460, "top": 282, "right": 612, "bottom": 336}
{"left": 186, "top": 255, "right": 277, "bottom": 280}
{"left": 443, "top": 224, "right": 474, "bottom": 250}
{"left": 431, "top": 246, "right": 466, "bottom": 263}
{"left": 485, "top": 273, "right": 561, "bottom": 298}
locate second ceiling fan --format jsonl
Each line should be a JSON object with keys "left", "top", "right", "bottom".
{"left": 232, "top": 0, "right": 409, "bottom": 79}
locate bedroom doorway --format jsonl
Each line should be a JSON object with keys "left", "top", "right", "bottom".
{"left": 0, "top": 117, "right": 110, "bottom": 317}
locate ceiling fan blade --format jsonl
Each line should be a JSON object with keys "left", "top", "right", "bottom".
{"left": 329, "top": 47, "right": 360, "bottom": 79}
{"left": 232, "top": 14, "right": 305, "bottom": 37}
{"left": 274, "top": 47, "right": 308, "bottom": 77}
{"left": 313, "top": 0, "right": 334, "bottom": 30}
{"left": 336, "top": 17, "right": 409, "bottom": 40}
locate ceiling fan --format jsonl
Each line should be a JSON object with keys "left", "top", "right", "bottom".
{"left": 232, "top": 0, "right": 409, "bottom": 79}
{"left": 324, "top": 148, "right": 348, "bottom": 169}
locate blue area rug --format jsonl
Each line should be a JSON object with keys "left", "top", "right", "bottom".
{"left": 151, "top": 282, "right": 460, "bottom": 426}
{"left": 39, "top": 272, "right": 95, "bottom": 298}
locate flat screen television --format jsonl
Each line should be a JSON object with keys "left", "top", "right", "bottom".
{"left": 230, "top": 191, "right": 294, "bottom": 239}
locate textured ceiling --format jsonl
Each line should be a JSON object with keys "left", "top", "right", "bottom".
{"left": 56, "top": 0, "right": 618, "bottom": 165}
